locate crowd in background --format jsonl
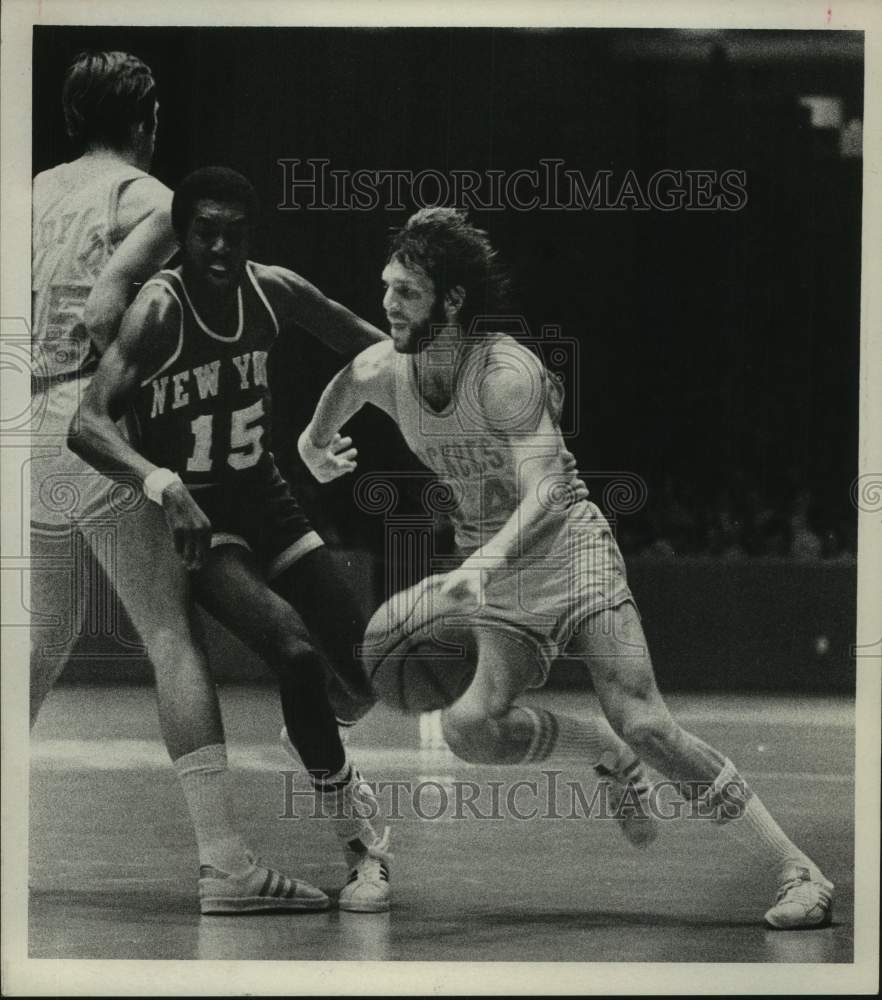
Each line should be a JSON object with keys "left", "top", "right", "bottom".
{"left": 615, "top": 478, "right": 857, "bottom": 561}
{"left": 300, "top": 466, "right": 858, "bottom": 564}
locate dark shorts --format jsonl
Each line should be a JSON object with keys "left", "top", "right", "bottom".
{"left": 191, "top": 458, "right": 324, "bottom": 580}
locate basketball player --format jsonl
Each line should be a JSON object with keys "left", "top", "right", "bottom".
{"left": 298, "top": 207, "right": 834, "bottom": 929}
{"left": 32, "top": 52, "right": 350, "bottom": 914}
{"left": 31, "top": 50, "right": 174, "bottom": 719}
{"left": 70, "top": 166, "right": 392, "bottom": 913}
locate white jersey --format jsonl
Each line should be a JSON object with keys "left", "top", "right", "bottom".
{"left": 32, "top": 158, "right": 168, "bottom": 381}
{"left": 385, "top": 333, "right": 632, "bottom": 678}
{"left": 391, "top": 334, "right": 581, "bottom": 556}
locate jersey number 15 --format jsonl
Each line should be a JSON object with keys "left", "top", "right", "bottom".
{"left": 186, "top": 399, "right": 265, "bottom": 472}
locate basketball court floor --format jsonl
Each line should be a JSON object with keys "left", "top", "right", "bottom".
{"left": 28, "top": 686, "right": 853, "bottom": 964}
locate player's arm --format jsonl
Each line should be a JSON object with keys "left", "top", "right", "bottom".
{"left": 257, "top": 264, "right": 388, "bottom": 356}
{"left": 440, "top": 356, "right": 585, "bottom": 603}
{"left": 69, "top": 288, "right": 211, "bottom": 570}
{"left": 84, "top": 206, "right": 177, "bottom": 353}
{"left": 297, "top": 340, "right": 397, "bottom": 483}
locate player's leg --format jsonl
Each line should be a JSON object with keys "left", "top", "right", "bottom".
{"left": 28, "top": 404, "right": 94, "bottom": 726}
{"left": 439, "top": 623, "right": 658, "bottom": 847}
{"left": 193, "top": 544, "right": 390, "bottom": 912}
{"left": 87, "top": 503, "right": 327, "bottom": 911}
{"left": 271, "top": 544, "right": 376, "bottom": 723}
{"left": 93, "top": 501, "right": 225, "bottom": 758}
{"left": 194, "top": 543, "right": 346, "bottom": 778}
{"left": 439, "top": 625, "right": 641, "bottom": 769}
{"left": 29, "top": 527, "right": 85, "bottom": 726}
{"left": 568, "top": 599, "right": 833, "bottom": 927}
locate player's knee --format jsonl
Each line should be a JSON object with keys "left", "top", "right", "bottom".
{"left": 275, "top": 634, "right": 313, "bottom": 669}
{"left": 621, "top": 709, "right": 678, "bottom": 758}
{"left": 281, "top": 646, "right": 328, "bottom": 691}
{"left": 440, "top": 692, "right": 508, "bottom": 762}
{"left": 440, "top": 711, "right": 486, "bottom": 763}
{"left": 255, "top": 617, "right": 313, "bottom": 672}
{"left": 451, "top": 679, "right": 511, "bottom": 726}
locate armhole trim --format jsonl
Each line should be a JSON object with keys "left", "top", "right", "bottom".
{"left": 246, "top": 262, "right": 280, "bottom": 337}
{"left": 139, "top": 278, "right": 185, "bottom": 386}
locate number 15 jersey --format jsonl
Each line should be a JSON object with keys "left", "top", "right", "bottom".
{"left": 131, "top": 262, "right": 279, "bottom": 486}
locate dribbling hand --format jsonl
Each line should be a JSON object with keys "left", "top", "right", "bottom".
{"left": 161, "top": 479, "right": 213, "bottom": 571}
{"left": 298, "top": 428, "right": 358, "bottom": 483}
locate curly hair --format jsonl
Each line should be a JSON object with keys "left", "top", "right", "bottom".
{"left": 387, "top": 208, "right": 512, "bottom": 328}
{"left": 171, "top": 166, "right": 260, "bottom": 241}
{"left": 62, "top": 51, "right": 157, "bottom": 149}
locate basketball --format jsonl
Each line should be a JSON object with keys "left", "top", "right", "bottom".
{"left": 362, "top": 575, "right": 479, "bottom": 713}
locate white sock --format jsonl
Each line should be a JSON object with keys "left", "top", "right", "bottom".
{"left": 704, "top": 759, "right": 818, "bottom": 877}
{"left": 174, "top": 743, "right": 250, "bottom": 874}
{"left": 313, "top": 757, "right": 380, "bottom": 864}
{"left": 520, "top": 707, "right": 638, "bottom": 775}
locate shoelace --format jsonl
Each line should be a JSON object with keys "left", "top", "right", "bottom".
{"left": 774, "top": 876, "right": 831, "bottom": 906}
{"left": 353, "top": 826, "right": 393, "bottom": 879}
{"left": 245, "top": 852, "right": 274, "bottom": 873}
{"left": 366, "top": 826, "right": 393, "bottom": 865}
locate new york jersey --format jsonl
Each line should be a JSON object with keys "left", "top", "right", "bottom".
{"left": 131, "top": 262, "right": 279, "bottom": 486}
{"left": 32, "top": 159, "right": 169, "bottom": 382}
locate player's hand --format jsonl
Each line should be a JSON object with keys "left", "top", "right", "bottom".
{"left": 560, "top": 447, "right": 589, "bottom": 503}
{"left": 561, "top": 447, "right": 578, "bottom": 475}
{"left": 298, "top": 428, "right": 358, "bottom": 483}
{"left": 438, "top": 564, "right": 483, "bottom": 610}
{"left": 160, "top": 479, "right": 213, "bottom": 571}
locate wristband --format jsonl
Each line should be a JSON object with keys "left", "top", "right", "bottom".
{"left": 143, "top": 467, "right": 182, "bottom": 505}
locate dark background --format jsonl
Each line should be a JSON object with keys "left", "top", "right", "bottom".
{"left": 33, "top": 27, "right": 862, "bottom": 690}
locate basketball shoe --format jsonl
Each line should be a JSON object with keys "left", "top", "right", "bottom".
{"left": 280, "top": 728, "right": 392, "bottom": 913}
{"left": 764, "top": 861, "right": 834, "bottom": 929}
{"left": 199, "top": 852, "right": 329, "bottom": 914}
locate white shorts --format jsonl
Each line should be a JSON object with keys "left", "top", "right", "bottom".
{"left": 475, "top": 501, "right": 632, "bottom": 681}
{"left": 385, "top": 501, "right": 633, "bottom": 688}
{"left": 30, "top": 377, "right": 145, "bottom": 535}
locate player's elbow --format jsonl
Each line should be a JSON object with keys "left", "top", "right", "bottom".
{"left": 84, "top": 283, "right": 122, "bottom": 355}
{"left": 66, "top": 406, "right": 89, "bottom": 459}
{"left": 66, "top": 412, "right": 86, "bottom": 460}
{"left": 66, "top": 396, "right": 103, "bottom": 466}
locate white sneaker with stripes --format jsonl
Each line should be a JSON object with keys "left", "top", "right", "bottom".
{"left": 279, "top": 727, "right": 393, "bottom": 913}
{"left": 199, "top": 852, "right": 329, "bottom": 914}
{"left": 338, "top": 825, "right": 393, "bottom": 913}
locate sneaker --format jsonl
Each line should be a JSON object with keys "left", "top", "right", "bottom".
{"left": 338, "top": 826, "right": 393, "bottom": 914}
{"left": 764, "top": 862, "right": 834, "bottom": 929}
{"left": 199, "top": 853, "right": 329, "bottom": 915}
{"left": 594, "top": 755, "right": 658, "bottom": 849}
{"left": 279, "top": 732, "right": 394, "bottom": 913}
{"left": 319, "top": 768, "right": 393, "bottom": 913}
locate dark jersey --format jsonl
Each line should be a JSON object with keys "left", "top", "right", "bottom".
{"left": 131, "top": 262, "right": 279, "bottom": 486}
